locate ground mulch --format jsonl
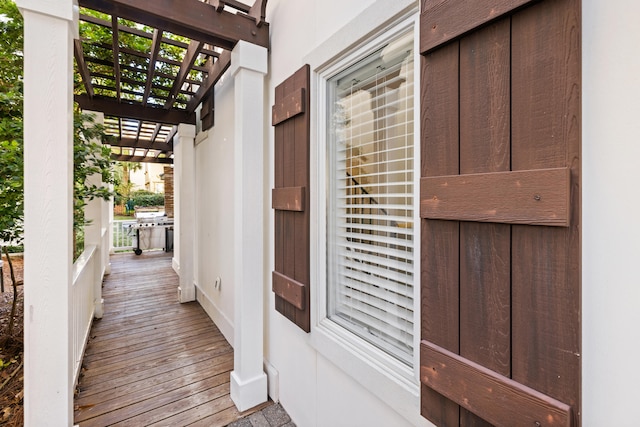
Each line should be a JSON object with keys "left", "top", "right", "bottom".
{"left": 0, "top": 253, "right": 24, "bottom": 426}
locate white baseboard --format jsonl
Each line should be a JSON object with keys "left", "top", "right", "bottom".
{"left": 195, "top": 283, "right": 234, "bottom": 347}
{"left": 264, "top": 358, "right": 280, "bottom": 403}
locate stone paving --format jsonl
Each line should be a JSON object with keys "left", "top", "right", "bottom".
{"left": 227, "top": 403, "right": 296, "bottom": 427}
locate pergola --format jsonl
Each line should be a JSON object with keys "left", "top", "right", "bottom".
{"left": 17, "top": 0, "right": 270, "bottom": 424}
{"left": 74, "top": 0, "right": 269, "bottom": 164}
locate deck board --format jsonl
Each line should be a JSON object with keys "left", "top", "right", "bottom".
{"left": 74, "top": 251, "right": 266, "bottom": 426}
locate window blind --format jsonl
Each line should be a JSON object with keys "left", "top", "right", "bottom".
{"left": 327, "top": 31, "right": 414, "bottom": 365}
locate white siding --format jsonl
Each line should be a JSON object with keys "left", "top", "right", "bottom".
{"left": 582, "top": 0, "right": 640, "bottom": 425}
{"left": 193, "top": 0, "right": 430, "bottom": 425}
{"left": 194, "top": 72, "right": 236, "bottom": 344}
{"left": 191, "top": 0, "right": 640, "bottom": 425}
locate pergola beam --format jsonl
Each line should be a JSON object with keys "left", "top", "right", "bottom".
{"left": 111, "top": 15, "right": 121, "bottom": 101}
{"left": 134, "top": 119, "right": 143, "bottom": 140}
{"left": 75, "top": 94, "right": 196, "bottom": 124}
{"left": 91, "top": 71, "right": 199, "bottom": 95}
{"left": 73, "top": 40, "right": 94, "bottom": 97}
{"left": 150, "top": 123, "right": 162, "bottom": 143}
{"left": 80, "top": 13, "right": 222, "bottom": 58}
{"left": 78, "top": 0, "right": 269, "bottom": 49}
{"left": 111, "top": 154, "right": 173, "bottom": 164}
{"left": 249, "top": 0, "right": 268, "bottom": 26}
{"left": 165, "top": 40, "right": 204, "bottom": 109}
{"left": 166, "top": 125, "right": 178, "bottom": 143}
{"left": 75, "top": 0, "right": 270, "bottom": 137}
{"left": 143, "top": 29, "right": 162, "bottom": 106}
{"left": 86, "top": 41, "right": 211, "bottom": 72}
{"left": 110, "top": 137, "right": 173, "bottom": 151}
{"left": 187, "top": 49, "right": 231, "bottom": 112}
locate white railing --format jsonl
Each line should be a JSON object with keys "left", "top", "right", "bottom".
{"left": 113, "top": 219, "right": 135, "bottom": 251}
{"left": 71, "top": 244, "right": 98, "bottom": 386}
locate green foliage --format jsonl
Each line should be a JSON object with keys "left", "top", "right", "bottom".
{"left": 114, "top": 161, "right": 142, "bottom": 203}
{"left": 0, "top": 358, "right": 16, "bottom": 370}
{"left": 73, "top": 111, "right": 119, "bottom": 257}
{"left": 76, "top": 9, "right": 203, "bottom": 104}
{"left": 130, "top": 190, "right": 164, "bottom": 207}
{"left": 0, "top": 0, "right": 23, "bottom": 245}
{"left": 0, "top": 140, "right": 23, "bottom": 244}
{"left": 0, "top": 2, "right": 118, "bottom": 258}
{"left": 2, "top": 245, "right": 22, "bottom": 253}
{"left": 0, "top": 1, "right": 22, "bottom": 98}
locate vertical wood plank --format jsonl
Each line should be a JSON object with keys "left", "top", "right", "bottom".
{"left": 282, "top": 92, "right": 296, "bottom": 323}
{"left": 292, "top": 65, "right": 310, "bottom": 331}
{"left": 459, "top": 222, "right": 509, "bottom": 427}
{"left": 420, "top": 42, "right": 460, "bottom": 426}
{"left": 458, "top": 18, "right": 511, "bottom": 426}
{"left": 511, "top": 0, "right": 581, "bottom": 425}
{"left": 274, "top": 81, "right": 285, "bottom": 316}
{"left": 459, "top": 20, "right": 510, "bottom": 176}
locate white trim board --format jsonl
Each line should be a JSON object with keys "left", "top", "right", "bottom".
{"left": 195, "top": 284, "right": 235, "bottom": 347}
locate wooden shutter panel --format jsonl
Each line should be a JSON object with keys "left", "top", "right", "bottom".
{"left": 419, "top": 0, "right": 581, "bottom": 426}
{"left": 272, "top": 65, "right": 311, "bottom": 332}
{"left": 201, "top": 87, "right": 214, "bottom": 131}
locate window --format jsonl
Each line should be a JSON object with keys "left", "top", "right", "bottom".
{"left": 326, "top": 29, "right": 415, "bottom": 365}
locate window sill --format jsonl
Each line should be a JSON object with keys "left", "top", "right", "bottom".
{"left": 310, "top": 318, "right": 426, "bottom": 426}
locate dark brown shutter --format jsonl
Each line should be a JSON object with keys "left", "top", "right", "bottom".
{"left": 201, "top": 87, "right": 214, "bottom": 131}
{"left": 419, "top": 0, "right": 580, "bottom": 426}
{"left": 271, "top": 65, "right": 311, "bottom": 332}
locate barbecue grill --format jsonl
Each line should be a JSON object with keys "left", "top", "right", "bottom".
{"left": 126, "top": 211, "right": 174, "bottom": 255}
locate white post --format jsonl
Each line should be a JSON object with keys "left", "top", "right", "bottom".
{"left": 172, "top": 123, "right": 196, "bottom": 302}
{"left": 17, "top": 0, "right": 77, "bottom": 424}
{"left": 229, "top": 40, "right": 268, "bottom": 412}
{"left": 108, "top": 183, "right": 114, "bottom": 255}
{"left": 83, "top": 111, "right": 105, "bottom": 318}
{"left": 103, "top": 183, "right": 112, "bottom": 274}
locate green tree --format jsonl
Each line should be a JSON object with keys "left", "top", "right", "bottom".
{"left": 0, "top": 0, "right": 25, "bottom": 339}
{"left": 73, "top": 110, "right": 119, "bottom": 257}
{"left": 0, "top": 0, "right": 118, "bottom": 336}
{"left": 115, "top": 161, "right": 143, "bottom": 209}
{"left": 0, "top": 0, "right": 24, "bottom": 248}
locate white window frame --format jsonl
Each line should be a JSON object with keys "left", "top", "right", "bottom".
{"left": 326, "top": 25, "right": 416, "bottom": 366}
{"left": 306, "top": 2, "right": 425, "bottom": 425}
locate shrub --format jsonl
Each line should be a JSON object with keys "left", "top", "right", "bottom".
{"left": 130, "top": 190, "right": 164, "bottom": 207}
{"left": 3, "top": 245, "right": 23, "bottom": 254}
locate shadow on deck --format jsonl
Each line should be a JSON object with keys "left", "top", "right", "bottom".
{"left": 73, "top": 251, "right": 270, "bottom": 426}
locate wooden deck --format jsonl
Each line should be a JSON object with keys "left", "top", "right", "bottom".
{"left": 74, "top": 251, "right": 268, "bottom": 426}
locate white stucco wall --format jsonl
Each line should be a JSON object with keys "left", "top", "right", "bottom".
{"left": 191, "top": 0, "right": 640, "bottom": 425}
{"left": 582, "top": 1, "right": 640, "bottom": 425}
{"left": 191, "top": 0, "right": 429, "bottom": 425}
{"left": 194, "top": 71, "right": 236, "bottom": 344}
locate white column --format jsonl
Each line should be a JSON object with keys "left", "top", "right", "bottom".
{"left": 83, "top": 111, "right": 105, "bottom": 318}
{"left": 17, "top": 0, "right": 77, "bottom": 424}
{"left": 229, "top": 40, "right": 268, "bottom": 412}
{"left": 172, "top": 123, "right": 197, "bottom": 302}
{"left": 103, "top": 183, "right": 112, "bottom": 274}
{"left": 108, "top": 184, "right": 114, "bottom": 255}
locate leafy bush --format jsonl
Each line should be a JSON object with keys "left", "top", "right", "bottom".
{"left": 130, "top": 190, "right": 164, "bottom": 207}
